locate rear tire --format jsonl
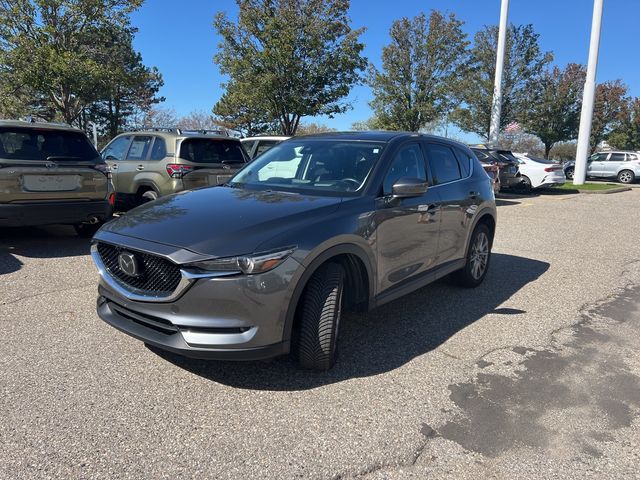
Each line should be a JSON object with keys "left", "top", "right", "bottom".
{"left": 617, "top": 169, "right": 635, "bottom": 184}
{"left": 140, "top": 189, "right": 158, "bottom": 204}
{"left": 565, "top": 167, "right": 574, "bottom": 180}
{"left": 297, "top": 263, "right": 344, "bottom": 371}
{"left": 451, "top": 223, "right": 492, "bottom": 288}
{"left": 518, "top": 175, "right": 532, "bottom": 192}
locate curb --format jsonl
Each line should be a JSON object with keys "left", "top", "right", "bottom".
{"left": 577, "top": 186, "right": 632, "bottom": 194}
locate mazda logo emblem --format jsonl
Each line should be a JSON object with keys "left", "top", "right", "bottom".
{"left": 118, "top": 251, "right": 141, "bottom": 277}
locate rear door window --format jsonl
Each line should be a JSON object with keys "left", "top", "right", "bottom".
{"left": 0, "top": 127, "right": 100, "bottom": 162}
{"left": 426, "top": 143, "right": 461, "bottom": 184}
{"left": 149, "top": 137, "right": 167, "bottom": 160}
{"left": 179, "top": 138, "right": 247, "bottom": 165}
{"left": 609, "top": 153, "right": 625, "bottom": 162}
{"left": 453, "top": 148, "right": 472, "bottom": 177}
{"left": 126, "top": 136, "right": 153, "bottom": 161}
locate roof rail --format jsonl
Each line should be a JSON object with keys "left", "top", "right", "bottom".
{"left": 140, "top": 127, "right": 228, "bottom": 136}
{"left": 19, "top": 116, "right": 72, "bottom": 127}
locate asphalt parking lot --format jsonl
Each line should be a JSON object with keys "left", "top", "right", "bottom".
{"left": 2, "top": 189, "right": 640, "bottom": 479}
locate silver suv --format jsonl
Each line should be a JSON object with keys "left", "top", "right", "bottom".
{"left": 564, "top": 151, "right": 640, "bottom": 184}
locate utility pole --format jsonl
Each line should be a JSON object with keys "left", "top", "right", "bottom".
{"left": 574, "top": 0, "right": 604, "bottom": 185}
{"left": 489, "top": 0, "right": 510, "bottom": 146}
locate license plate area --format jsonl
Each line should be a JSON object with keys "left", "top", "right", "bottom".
{"left": 23, "top": 174, "right": 80, "bottom": 192}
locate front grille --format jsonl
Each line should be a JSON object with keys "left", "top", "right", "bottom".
{"left": 97, "top": 242, "right": 182, "bottom": 295}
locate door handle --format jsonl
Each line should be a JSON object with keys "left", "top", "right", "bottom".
{"left": 136, "top": 165, "right": 144, "bottom": 171}
{"left": 110, "top": 164, "right": 118, "bottom": 170}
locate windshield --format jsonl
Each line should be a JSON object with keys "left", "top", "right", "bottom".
{"left": 179, "top": 138, "right": 247, "bottom": 164}
{"left": 230, "top": 139, "right": 385, "bottom": 194}
{"left": 0, "top": 127, "right": 99, "bottom": 162}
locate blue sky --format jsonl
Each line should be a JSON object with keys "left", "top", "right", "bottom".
{"left": 131, "top": 0, "right": 637, "bottom": 142}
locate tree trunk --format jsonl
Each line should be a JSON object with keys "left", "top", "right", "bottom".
{"left": 544, "top": 142, "right": 553, "bottom": 159}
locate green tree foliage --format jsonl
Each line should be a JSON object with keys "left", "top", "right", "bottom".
{"left": 368, "top": 11, "right": 468, "bottom": 132}
{"left": 549, "top": 141, "right": 577, "bottom": 161}
{"left": 590, "top": 80, "right": 628, "bottom": 153}
{"left": 605, "top": 97, "right": 640, "bottom": 151}
{"left": 88, "top": 26, "right": 164, "bottom": 137}
{"left": 295, "top": 122, "right": 336, "bottom": 135}
{"left": 213, "top": 0, "right": 366, "bottom": 136}
{"left": 523, "top": 63, "right": 585, "bottom": 158}
{"left": 453, "top": 24, "right": 553, "bottom": 139}
{"left": 0, "top": 0, "right": 160, "bottom": 135}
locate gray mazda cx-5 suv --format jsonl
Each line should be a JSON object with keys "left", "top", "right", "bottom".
{"left": 92, "top": 132, "right": 497, "bottom": 370}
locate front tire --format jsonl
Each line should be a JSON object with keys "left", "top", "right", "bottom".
{"left": 617, "top": 169, "right": 635, "bottom": 184}
{"left": 452, "top": 224, "right": 492, "bottom": 288}
{"left": 297, "top": 263, "right": 344, "bottom": 371}
{"left": 74, "top": 222, "right": 103, "bottom": 238}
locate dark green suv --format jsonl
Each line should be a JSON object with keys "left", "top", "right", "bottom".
{"left": 0, "top": 120, "right": 114, "bottom": 236}
{"left": 101, "top": 129, "right": 249, "bottom": 208}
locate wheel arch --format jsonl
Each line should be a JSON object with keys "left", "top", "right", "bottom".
{"left": 283, "top": 243, "right": 374, "bottom": 345}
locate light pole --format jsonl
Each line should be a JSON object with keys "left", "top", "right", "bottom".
{"left": 489, "top": 0, "right": 510, "bottom": 146}
{"left": 574, "top": 0, "right": 604, "bottom": 185}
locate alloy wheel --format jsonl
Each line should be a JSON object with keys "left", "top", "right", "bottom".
{"left": 470, "top": 232, "right": 489, "bottom": 280}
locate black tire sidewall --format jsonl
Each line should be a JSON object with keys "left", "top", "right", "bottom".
{"left": 297, "top": 263, "right": 344, "bottom": 371}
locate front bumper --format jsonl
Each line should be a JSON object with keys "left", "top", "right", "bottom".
{"left": 0, "top": 199, "right": 112, "bottom": 227}
{"left": 95, "top": 251, "right": 302, "bottom": 360}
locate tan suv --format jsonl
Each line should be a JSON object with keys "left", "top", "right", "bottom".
{"left": 101, "top": 128, "right": 249, "bottom": 208}
{"left": 0, "top": 120, "right": 114, "bottom": 236}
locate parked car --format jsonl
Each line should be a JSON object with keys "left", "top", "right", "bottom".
{"left": 513, "top": 153, "right": 565, "bottom": 190}
{"left": 564, "top": 151, "right": 640, "bottom": 184}
{"left": 101, "top": 128, "right": 249, "bottom": 209}
{"left": 0, "top": 120, "right": 114, "bottom": 236}
{"left": 91, "top": 131, "right": 497, "bottom": 370}
{"left": 241, "top": 135, "right": 291, "bottom": 159}
{"left": 474, "top": 156, "right": 501, "bottom": 194}
{"left": 470, "top": 145, "right": 523, "bottom": 190}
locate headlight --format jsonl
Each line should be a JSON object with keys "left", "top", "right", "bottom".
{"left": 186, "top": 247, "right": 296, "bottom": 275}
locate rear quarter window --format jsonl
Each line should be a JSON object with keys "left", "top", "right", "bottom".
{"left": 179, "top": 139, "right": 247, "bottom": 164}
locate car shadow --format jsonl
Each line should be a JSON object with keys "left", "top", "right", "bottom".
{"left": 0, "top": 225, "right": 90, "bottom": 275}
{"left": 150, "top": 253, "right": 550, "bottom": 390}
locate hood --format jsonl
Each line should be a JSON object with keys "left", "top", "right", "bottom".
{"left": 100, "top": 186, "right": 342, "bottom": 257}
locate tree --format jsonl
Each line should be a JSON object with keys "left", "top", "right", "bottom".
{"left": 351, "top": 118, "right": 381, "bottom": 131}
{"left": 296, "top": 122, "right": 336, "bottom": 135}
{"left": 590, "top": 80, "right": 628, "bottom": 153}
{"left": 213, "top": 0, "right": 367, "bottom": 136}
{"left": 88, "top": 26, "right": 164, "bottom": 138}
{"left": 453, "top": 24, "right": 553, "bottom": 139}
{"left": 130, "top": 106, "right": 179, "bottom": 130}
{"left": 523, "top": 63, "right": 585, "bottom": 158}
{"left": 368, "top": 11, "right": 468, "bottom": 132}
{"left": 549, "top": 141, "right": 577, "bottom": 161}
{"left": 213, "top": 84, "right": 280, "bottom": 137}
{"left": 607, "top": 97, "right": 640, "bottom": 151}
{"left": 498, "top": 131, "right": 544, "bottom": 157}
{"left": 0, "top": 0, "right": 145, "bottom": 124}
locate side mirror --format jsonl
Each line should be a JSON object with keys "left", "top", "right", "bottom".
{"left": 391, "top": 177, "right": 429, "bottom": 198}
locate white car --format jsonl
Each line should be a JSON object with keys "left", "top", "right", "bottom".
{"left": 241, "top": 136, "right": 291, "bottom": 159}
{"left": 513, "top": 153, "right": 565, "bottom": 190}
